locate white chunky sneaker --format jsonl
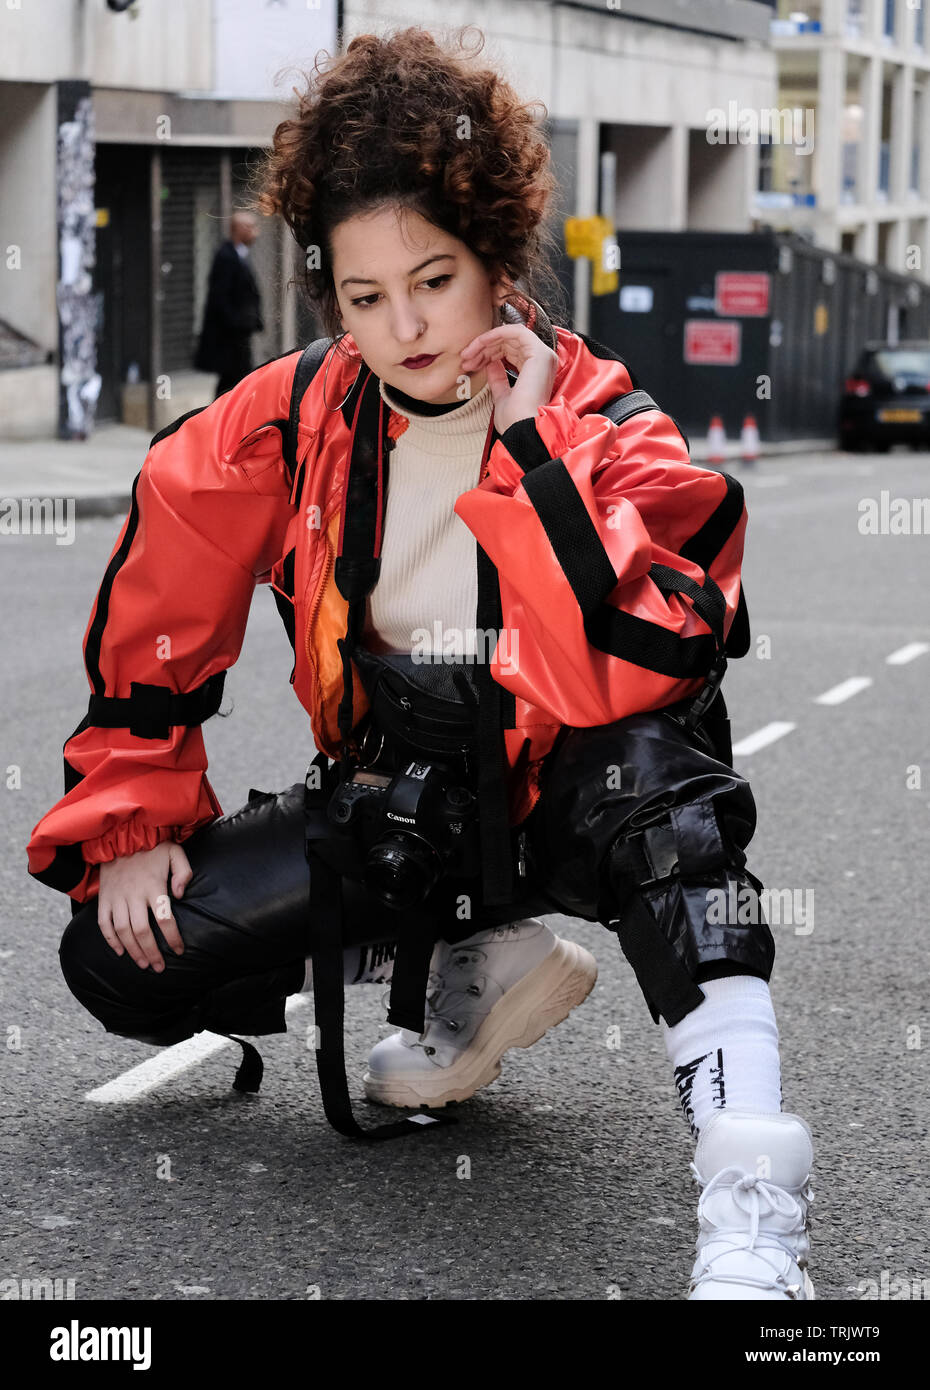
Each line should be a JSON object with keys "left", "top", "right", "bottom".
{"left": 687, "top": 1110, "right": 815, "bottom": 1301}
{"left": 362, "top": 917, "right": 597, "bottom": 1108}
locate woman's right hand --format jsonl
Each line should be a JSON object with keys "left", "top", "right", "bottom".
{"left": 97, "top": 841, "right": 193, "bottom": 971}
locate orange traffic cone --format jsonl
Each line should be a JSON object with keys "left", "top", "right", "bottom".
{"left": 707, "top": 414, "right": 727, "bottom": 466}
{"left": 740, "top": 413, "right": 760, "bottom": 465}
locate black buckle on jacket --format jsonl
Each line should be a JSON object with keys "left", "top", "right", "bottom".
{"left": 126, "top": 682, "right": 172, "bottom": 739}
{"left": 681, "top": 656, "right": 727, "bottom": 734}
{"left": 85, "top": 672, "right": 226, "bottom": 740}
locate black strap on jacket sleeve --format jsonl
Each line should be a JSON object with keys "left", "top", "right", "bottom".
{"left": 649, "top": 562, "right": 727, "bottom": 649}
{"left": 588, "top": 387, "right": 744, "bottom": 656}
{"left": 501, "top": 389, "right": 666, "bottom": 478}
{"left": 520, "top": 459, "right": 727, "bottom": 679}
{"left": 498, "top": 417, "right": 552, "bottom": 472}
{"left": 86, "top": 671, "right": 227, "bottom": 740}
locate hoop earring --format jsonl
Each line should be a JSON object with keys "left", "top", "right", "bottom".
{"left": 500, "top": 292, "right": 556, "bottom": 350}
{"left": 322, "top": 333, "right": 363, "bottom": 412}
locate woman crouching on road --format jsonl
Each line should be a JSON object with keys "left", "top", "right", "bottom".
{"left": 28, "top": 25, "right": 814, "bottom": 1300}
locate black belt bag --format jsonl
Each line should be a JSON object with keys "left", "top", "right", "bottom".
{"left": 350, "top": 646, "right": 481, "bottom": 784}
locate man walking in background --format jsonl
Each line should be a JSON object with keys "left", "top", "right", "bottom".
{"left": 195, "top": 211, "right": 264, "bottom": 397}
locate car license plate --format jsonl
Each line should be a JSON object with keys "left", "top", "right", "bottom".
{"left": 878, "top": 408, "right": 922, "bottom": 422}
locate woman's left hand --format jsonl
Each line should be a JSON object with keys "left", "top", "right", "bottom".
{"left": 459, "top": 324, "right": 558, "bottom": 436}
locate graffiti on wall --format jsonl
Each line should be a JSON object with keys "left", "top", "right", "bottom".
{"left": 57, "top": 92, "right": 101, "bottom": 438}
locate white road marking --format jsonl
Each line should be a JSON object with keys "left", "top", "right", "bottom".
{"left": 813, "top": 676, "right": 873, "bottom": 705}
{"left": 803, "top": 461, "right": 875, "bottom": 477}
{"left": 731, "top": 721, "right": 796, "bottom": 756}
{"left": 85, "top": 993, "right": 308, "bottom": 1103}
{"left": 886, "top": 641, "right": 930, "bottom": 665}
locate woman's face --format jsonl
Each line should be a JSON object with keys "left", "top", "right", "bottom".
{"left": 330, "top": 204, "right": 509, "bottom": 404}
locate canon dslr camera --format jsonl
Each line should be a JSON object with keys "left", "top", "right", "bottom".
{"left": 327, "top": 760, "right": 480, "bottom": 910}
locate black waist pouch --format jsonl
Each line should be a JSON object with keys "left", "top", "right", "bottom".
{"left": 350, "top": 646, "right": 481, "bottom": 784}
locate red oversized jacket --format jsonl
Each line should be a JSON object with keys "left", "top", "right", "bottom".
{"left": 27, "top": 305, "right": 747, "bottom": 906}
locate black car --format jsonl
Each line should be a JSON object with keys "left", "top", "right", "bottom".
{"left": 838, "top": 341, "right": 930, "bottom": 451}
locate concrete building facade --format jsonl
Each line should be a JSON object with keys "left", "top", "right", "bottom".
{"left": 758, "top": 0, "right": 930, "bottom": 277}
{"left": 0, "top": 0, "right": 777, "bottom": 436}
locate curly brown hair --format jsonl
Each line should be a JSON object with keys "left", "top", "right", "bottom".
{"left": 257, "top": 25, "right": 566, "bottom": 339}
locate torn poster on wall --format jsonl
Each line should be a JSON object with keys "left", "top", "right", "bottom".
{"left": 57, "top": 83, "right": 101, "bottom": 439}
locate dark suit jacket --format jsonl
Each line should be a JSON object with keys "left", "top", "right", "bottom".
{"left": 195, "top": 240, "right": 264, "bottom": 375}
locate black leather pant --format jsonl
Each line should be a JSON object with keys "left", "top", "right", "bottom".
{"left": 59, "top": 699, "right": 775, "bottom": 1047}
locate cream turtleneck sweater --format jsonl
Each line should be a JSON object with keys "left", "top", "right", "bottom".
{"left": 364, "top": 377, "right": 495, "bottom": 657}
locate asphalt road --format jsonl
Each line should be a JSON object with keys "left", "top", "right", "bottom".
{"left": 2, "top": 446, "right": 928, "bottom": 1303}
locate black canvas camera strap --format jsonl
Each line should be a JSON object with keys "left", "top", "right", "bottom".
{"left": 294, "top": 357, "right": 529, "bottom": 1140}
{"left": 297, "top": 361, "right": 469, "bottom": 1140}
{"left": 304, "top": 751, "right": 458, "bottom": 1142}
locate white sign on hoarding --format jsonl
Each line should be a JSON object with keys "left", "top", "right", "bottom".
{"left": 619, "top": 285, "right": 654, "bottom": 313}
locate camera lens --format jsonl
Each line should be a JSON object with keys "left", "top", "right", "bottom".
{"left": 365, "top": 833, "right": 442, "bottom": 910}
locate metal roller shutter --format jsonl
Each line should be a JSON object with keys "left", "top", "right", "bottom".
{"left": 161, "top": 149, "right": 223, "bottom": 372}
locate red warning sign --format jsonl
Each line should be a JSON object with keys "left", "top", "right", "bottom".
{"left": 714, "top": 272, "right": 770, "bottom": 317}
{"left": 684, "top": 320, "right": 741, "bottom": 365}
